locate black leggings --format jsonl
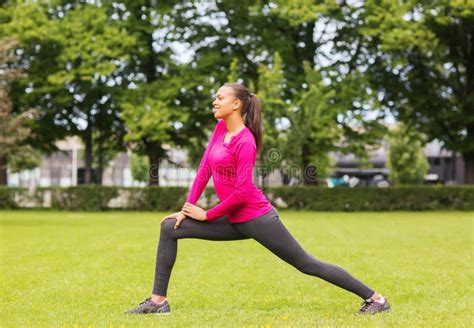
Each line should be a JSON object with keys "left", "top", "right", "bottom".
{"left": 152, "top": 208, "right": 375, "bottom": 300}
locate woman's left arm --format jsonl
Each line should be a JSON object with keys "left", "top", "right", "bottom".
{"left": 181, "top": 203, "right": 208, "bottom": 221}
{"left": 203, "top": 140, "right": 256, "bottom": 221}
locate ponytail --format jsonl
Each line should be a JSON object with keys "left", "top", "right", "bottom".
{"left": 244, "top": 93, "right": 263, "bottom": 154}
{"left": 224, "top": 83, "right": 263, "bottom": 154}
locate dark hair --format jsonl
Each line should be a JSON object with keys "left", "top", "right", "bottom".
{"left": 224, "top": 82, "right": 263, "bottom": 154}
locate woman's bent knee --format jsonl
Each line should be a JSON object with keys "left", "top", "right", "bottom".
{"left": 160, "top": 218, "right": 176, "bottom": 236}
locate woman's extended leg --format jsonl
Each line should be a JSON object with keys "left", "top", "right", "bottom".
{"left": 233, "top": 209, "right": 375, "bottom": 300}
{"left": 152, "top": 216, "right": 249, "bottom": 297}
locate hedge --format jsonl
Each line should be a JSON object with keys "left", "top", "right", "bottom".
{"left": 265, "top": 185, "right": 474, "bottom": 211}
{"left": 0, "top": 185, "right": 473, "bottom": 211}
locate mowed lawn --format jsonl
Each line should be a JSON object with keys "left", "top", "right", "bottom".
{"left": 1, "top": 210, "right": 472, "bottom": 327}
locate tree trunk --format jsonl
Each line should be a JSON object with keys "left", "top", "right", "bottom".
{"left": 463, "top": 23, "right": 474, "bottom": 183}
{"left": 144, "top": 32, "right": 158, "bottom": 82}
{"left": 145, "top": 141, "right": 160, "bottom": 186}
{"left": 97, "top": 135, "right": 104, "bottom": 185}
{"left": 280, "top": 167, "right": 291, "bottom": 186}
{"left": 463, "top": 151, "right": 474, "bottom": 184}
{"left": 260, "top": 172, "right": 270, "bottom": 194}
{"left": 0, "top": 155, "right": 7, "bottom": 185}
{"left": 84, "top": 127, "right": 93, "bottom": 184}
{"left": 301, "top": 142, "right": 317, "bottom": 186}
{"left": 464, "top": 121, "right": 474, "bottom": 184}
{"left": 140, "top": 32, "right": 161, "bottom": 187}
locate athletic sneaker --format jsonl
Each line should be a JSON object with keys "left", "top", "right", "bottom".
{"left": 356, "top": 297, "right": 391, "bottom": 315}
{"left": 124, "top": 297, "right": 171, "bottom": 315}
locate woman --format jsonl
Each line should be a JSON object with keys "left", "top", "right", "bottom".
{"left": 125, "top": 83, "right": 391, "bottom": 316}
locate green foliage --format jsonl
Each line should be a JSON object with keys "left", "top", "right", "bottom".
{"left": 267, "top": 185, "right": 474, "bottom": 211}
{"left": 0, "top": 186, "right": 18, "bottom": 208}
{"left": 129, "top": 154, "right": 148, "bottom": 183}
{"left": 1, "top": 185, "right": 472, "bottom": 211}
{"left": 256, "top": 52, "right": 287, "bottom": 181}
{"left": 227, "top": 58, "right": 240, "bottom": 83}
{"left": 358, "top": 0, "right": 474, "bottom": 177}
{"left": 284, "top": 63, "right": 339, "bottom": 183}
{"left": 47, "top": 4, "right": 136, "bottom": 182}
{"left": 0, "top": 37, "right": 41, "bottom": 182}
{"left": 1, "top": 2, "right": 137, "bottom": 184}
{"left": 0, "top": 186, "right": 119, "bottom": 211}
{"left": 0, "top": 3, "right": 69, "bottom": 154}
{"left": 110, "top": 0, "right": 217, "bottom": 181}
{"left": 309, "top": 152, "right": 335, "bottom": 181}
{"left": 273, "top": 0, "right": 472, "bottom": 180}
{"left": 272, "top": 0, "right": 320, "bottom": 26}
{"left": 8, "top": 148, "right": 42, "bottom": 173}
{"left": 122, "top": 98, "right": 173, "bottom": 145}
{"left": 49, "top": 186, "right": 119, "bottom": 211}
{"left": 126, "top": 186, "right": 188, "bottom": 211}
{"left": 1, "top": 0, "right": 472, "bottom": 186}
{"left": 281, "top": 61, "right": 386, "bottom": 184}
{"left": 0, "top": 187, "right": 44, "bottom": 209}
{"left": 46, "top": 5, "right": 135, "bottom": 84}
{"left": 387, "top": 123, "right": 430, "bottom": 185}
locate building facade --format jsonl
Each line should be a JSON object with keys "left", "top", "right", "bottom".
{"left": 7, "top": 138, "right": 466, "bottom": 187}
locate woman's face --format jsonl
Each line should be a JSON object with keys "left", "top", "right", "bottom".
{"left": 212, "top": 86, "right": 241, "bottom": 119}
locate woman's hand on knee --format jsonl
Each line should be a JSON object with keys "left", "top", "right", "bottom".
{"left": 173, "top": 212, "right": 187, "bottom": 229}
{"left": 160, "top": 211, "right": 184, "bottom": 225}
{"left": 160, "top": 211, "right": 187, "bottom": 229}
{"left": 181, "top": 202, "right": 207, "bottom": 222}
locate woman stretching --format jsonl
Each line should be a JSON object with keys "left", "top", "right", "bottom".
{"left": 125, "top": 83, "right": 391, "bottom": 316}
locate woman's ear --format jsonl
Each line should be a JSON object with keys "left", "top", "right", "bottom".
{"left": 233, "top": 99, "right": 241, "bottom": 110}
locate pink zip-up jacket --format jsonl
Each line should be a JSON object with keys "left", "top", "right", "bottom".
{"left": 186, "top": 119, "right": 274, "bottom": 223}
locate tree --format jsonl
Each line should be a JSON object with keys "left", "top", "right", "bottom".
{"left": 284, "top": 63, "right": 338, "bottom": 185}
{"left": 0, "top": 2, "right": 70, "bottom": 161}
{"left": 283, "top": 60, "right": 388, "bottom": 185}
{"left": 106, "top": 0, "right": 218, "bottom": 185}
{"left": 387, "top": 122, "right": 429, "bottom": 185}
{"left": 264, "top": 1, "right": 389, "bottom": 184}
{"left": 45, "top": 4, "right": 135, "bottom": 184}
{"left": 1, "top": 2, "right": 136, "bottom": 184}
{"left": 121, "top": 88, "right": 174, "bottom": 186}
{"left": 321, "top": 0, "right": 474, "bottom": 183}
{"left": 171, "top": 0, "right": 321, "bottom": 106}
{"left": 0, "top": 37, "right": 39, "bottom": 185}
{"left": 256, "top": 52, "right": 287, "bottom": 186}
{"left": 101, "top": 0, "right": 390, "bottom": 188}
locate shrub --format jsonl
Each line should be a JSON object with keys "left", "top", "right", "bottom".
{"left": 0, "top": 185, "right": 472, "bottom": 211}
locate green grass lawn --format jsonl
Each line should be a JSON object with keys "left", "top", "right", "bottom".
{"left": 1, "top": 210, "right": 472, "bottom": 327}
